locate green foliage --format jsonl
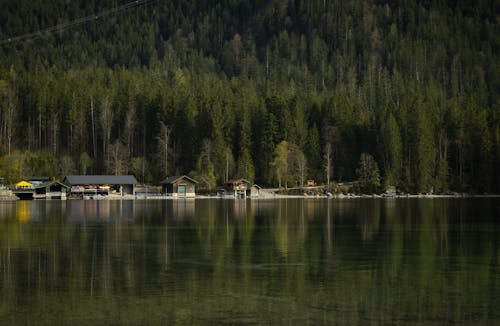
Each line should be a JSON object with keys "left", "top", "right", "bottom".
{"left": 191, "top": 139, "right": 217, "bottom": 190}
{"left": 25, "top": 151, "right": 57, "bottom": 177}
{"left": 412, "top": 100, "right": 435, "bottom": 193}
{"left": 237, "top": 148, "right": 254, "bottom": 183}
{"left": 305, "top": 125, "right": 321, "bottom": 182}
{"left": 79, "top": 152, "right": 93, "bottom": 175}
{"left": 271, "top": 141, "right": 289, "bottom": 188}
{"left": 0, "top": 151, "right": 57, "bottom": 183}
{"left": 355, "top": 153, "right": 381, "bottom": 194}
{"left": 0, "top": 151, "right": 23, "bottom": 183}
{"left": 0, "top": 1, "right": 496, "bottom": 192}
{"left": 130, "top": 156, "right": 148, "bottom": 184}
{"left": 271, "top": 140, "right": 307, "bottom": 188}
{"left": 379, "top": 113, "right": 402, "bottom": 190}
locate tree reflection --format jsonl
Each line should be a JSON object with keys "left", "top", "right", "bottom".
{"left": 0, "top": 198, "right": 498, "bottom": 324}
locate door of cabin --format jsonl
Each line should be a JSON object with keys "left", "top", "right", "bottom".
{"left": 178, "top": 184, "right": 186, "bottom": 197}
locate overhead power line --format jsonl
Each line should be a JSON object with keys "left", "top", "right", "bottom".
{"left": 0, "top": 0, "right": 156, "bottom": 46}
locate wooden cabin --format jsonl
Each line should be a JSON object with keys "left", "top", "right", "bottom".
{"left": 224, "top": 179, "right": 251, "bottom": 191}
{"left": 33, "top": 181, "right": 69, "bottom": 199}
{"left": 249, "top": 184, "right": 262, "bottom": 197}
{"left": 222, "top": 179, "right": 251, "bottom": 198}
{"left": 161, "top": 175, "right": 198, "bottom": 198}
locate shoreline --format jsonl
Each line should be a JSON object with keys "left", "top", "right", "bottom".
{"left": 194, "top": 194, "right": 500, "bottom": 199}
{"left": 1, "top": 192, "right": 499, "bottom": 201}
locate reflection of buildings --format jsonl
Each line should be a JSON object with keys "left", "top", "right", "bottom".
{"left": 226, "top": 200, "right": 249, "bottom": 220}
{"left": 0, "top": 201, "right": 16, "bottom": 221}
{"left": 13, "top": 200, "right": 66, "bottom": 222}
{"left": 65, "top": 200, "right": 135, "bottom": 223}
{"left": 164, "top": 199, "right": 196, "bottom": 221}
{"left": 16, "top": 201, "right": 31, "bottom": 222}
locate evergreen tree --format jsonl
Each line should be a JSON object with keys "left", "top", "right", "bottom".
{"left": 380, "top": 112, "right": 402, "bottom": 189}
{"left": 356, "top": 153, "right": 381, "bottom": 194}
{"left": 305, "top": 125, "right": 321, "bottom": 182}
{"left": 0, "top": 0, "right": 495, "bottom": 192}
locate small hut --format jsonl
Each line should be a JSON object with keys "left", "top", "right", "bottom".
{"left": 161, "top": 175, "right": 198, "bottom": 198}
{"left": 223, "top": 179, "right": 251, "bottom": 198}
{"left": 249, "top": 184, "right": 262, "bottom": 197}
{"left": 32, "top": 181, "right": 69, "bottom": 199}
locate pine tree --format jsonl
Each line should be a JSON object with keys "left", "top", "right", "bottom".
{"left": 380, "top": 112, "right": 402, "bottom": 189}
{"left": 305, "top": 125, "right": 321, "bottom": 182}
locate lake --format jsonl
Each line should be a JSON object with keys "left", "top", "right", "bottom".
{"left": 0, "top": 198, "right": 498, "bottom": 325}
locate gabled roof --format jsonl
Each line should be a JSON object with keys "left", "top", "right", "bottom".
{"left": 63, "top": 175, "right": 138, "bottom": 185}
{"left": 33, "top": 180, "right": 70, "bottom": 189}
{"left": 160, "top": 175, "right": 198, "bottom": 184}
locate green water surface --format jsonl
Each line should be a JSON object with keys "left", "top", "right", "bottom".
{"left": 0, "top": 198, "right": 498, "bottom": 325}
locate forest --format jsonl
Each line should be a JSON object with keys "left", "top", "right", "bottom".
{"left": 0, "top": 0, "right": 498, "bottom": 193}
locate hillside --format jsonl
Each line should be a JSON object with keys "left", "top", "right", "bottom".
{"left": 0, "top": 0, "right": 498, "bottom": 193}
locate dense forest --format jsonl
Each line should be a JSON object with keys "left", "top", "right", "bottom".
{"left": 0, "top": 0, "right": 498, "bottom": 193}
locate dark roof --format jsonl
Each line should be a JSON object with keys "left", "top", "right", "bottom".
{"left": 161, "top": 175, "right": 198, "bottom": 184}
{"left": 29, "top": 176, "right": 51, "bottom": 182}
{"left": 33, "top": 181, "right": 70, "bottom": 189}
{"left": 64, "top": 175, "right": 138, "bottom": 185}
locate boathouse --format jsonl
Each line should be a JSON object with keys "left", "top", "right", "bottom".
{"left": 12, "top": 179, "right": 69, "bottom": 200}
{"left": 222, "top": 178, "right": 251, "bottom": 198}
{"left": 161, "top": 175, "right": 198, "bottom": 198}
{"left": 63, "top": 175, "right": 138, "bottom": 196}
{"left": 32, "top": 180, "right": 69, "bottom": 199}
{"left": 249, "top": 184, "right": 262, "bottom": 197}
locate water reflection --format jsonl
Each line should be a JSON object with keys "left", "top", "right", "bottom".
{"left": 0, "top": 198, "right": 498, "bottom": 325}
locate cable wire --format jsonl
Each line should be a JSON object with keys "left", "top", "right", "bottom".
{"left": 0, "top": 0, "right": 156, "bottom": 46}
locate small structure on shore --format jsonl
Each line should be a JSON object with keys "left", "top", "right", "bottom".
{"left": 11, "top": 180, "right": 34, "bottom": 200}
{"left": 222, "top": 179, "right": 251, "bottom": 198}
{"left": 161, "top": 175, "right": 197, "bottom": 198}
{"left": 32, "top": 181, "right": 69, "bottom": 199}
{"left": 63, "top": 175, "right": 138, "bottom": 197}
{"left": 11, "top": 179, "right": 69, "bottom": 200}
{"left": 249, "top": 184, "right": 262, "bottom": 197}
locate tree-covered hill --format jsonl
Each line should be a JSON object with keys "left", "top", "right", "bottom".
{"left": 0, "top": 0, "right": 498, "bottom": 193}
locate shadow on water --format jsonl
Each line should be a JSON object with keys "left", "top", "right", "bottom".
{"left": 0, "top": 198, "right": 498, "bottom": 325}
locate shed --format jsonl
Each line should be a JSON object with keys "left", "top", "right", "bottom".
{"left": 224, "top": 179, "right": 251, "bottom": 191}
{"left": 161, "top": 175, "right": 198, "bottom": 198}
{"left": 33, "top": 181, "right": 69, "bottom": 199}
{"left": 249, "top": 184, "right": 262, "bottom": 197}
{"left": 33, "top": 181, "right": 69, "bottom": 195}
{"left": 63, "top": 175, "right": 138, "bottom": 195}
{"left": 223, "top": 179, "right": 251, "bottom": 198}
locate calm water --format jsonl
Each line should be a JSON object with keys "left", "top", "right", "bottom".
{"left": 0, "top": 198, "right": 498, "bottom": 325}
